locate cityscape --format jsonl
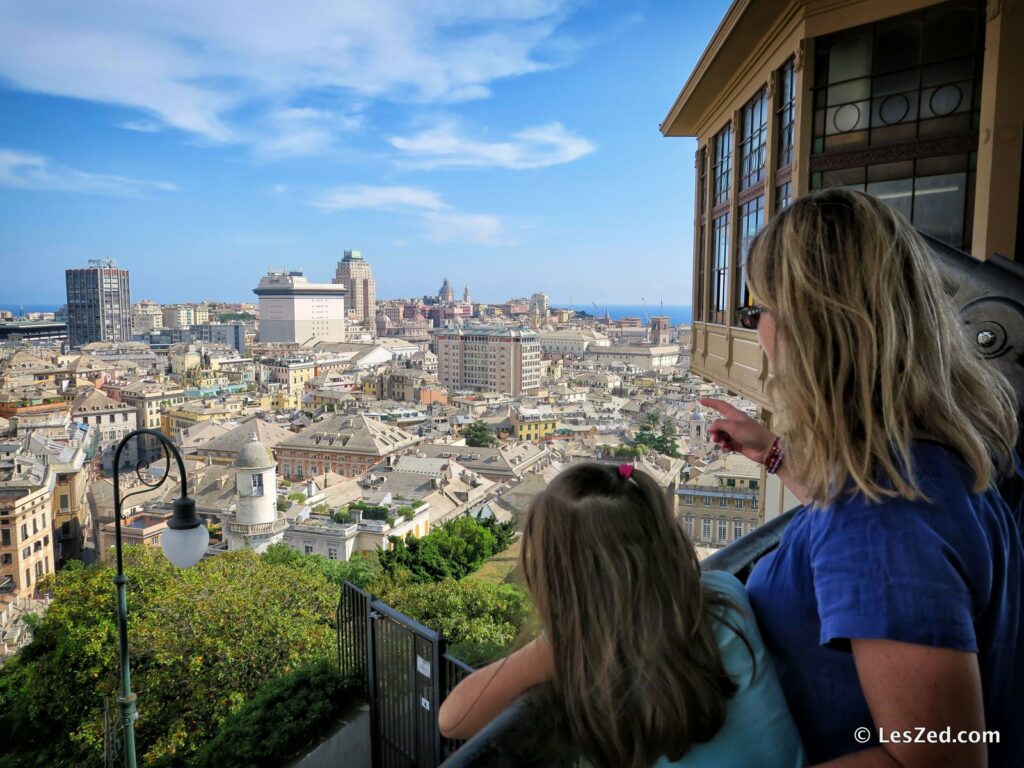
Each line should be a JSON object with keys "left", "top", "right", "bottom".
{"left": 0, "top": 250, "right": 759, "bottom": 766}
{"left": 1, "top": 0, "right": 1021, "bottom": 767}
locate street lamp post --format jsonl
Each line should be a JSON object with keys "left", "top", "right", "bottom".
{"left": 111, "top": 429, "right": 208, "bottom": 768}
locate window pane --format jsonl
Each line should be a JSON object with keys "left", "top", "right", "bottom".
{"left": 777, "top": 59, "right": 796, "bottom": 168}
{"left": 713, "top": 124, "right": 733, "bottom": 206}
{"left": 867, "top": 178, "right": 914, "bottom": 221}
{"left": 912, "top": 172, "right": 967, "bottom": 248}
{"left": 738, "top": 196, "right": 765, "bottom": 310}
{"left": 710, "top": 215, "right": 730, "bottom": 325}
{"left": 740, "top": 88, "right": 768, "bottom": 189}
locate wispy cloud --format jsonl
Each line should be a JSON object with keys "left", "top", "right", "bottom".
{"left": 119, "top": 119, "right": 163, "bottom": 133}
{"left": 311, "top": 185, "right": 446, "bottom": 212}
{"left": 390, "top": 120, "right": 595, "bottom": 169}
{"left": 0, "top": 148, "right": 176, "bottom": 197}
{"left": 310, "top": 184, "right": 507, "bottom": 245}
{"left": 0, "top": 2, "right": 580, "bottom": 157}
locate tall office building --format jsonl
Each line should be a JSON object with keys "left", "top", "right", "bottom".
{"left": 436, "top": 326, "right": 541, "bottom": 395}
{"left": 254, "top": 270, "right": 346, "bottom": 344}
{"left": 333, "top": 250, "right": 376, "bottom": 324}
{"left": 65, "top": 259, "right": 132, "bottom": 348}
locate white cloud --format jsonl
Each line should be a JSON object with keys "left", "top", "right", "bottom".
{"left": 390, "top": 120, "right": 595, "bottom": 169}
{"left": 0, "top": 1, "right": 579, "bottom": 156}
{"left": 311, "top": 185, "right": 446, "bottom": 212}
{"left": 309, "top": 184, "right": 506, "bottom": 245}
{"left": 0, "top": 148, "right": 177, "bottom": 196}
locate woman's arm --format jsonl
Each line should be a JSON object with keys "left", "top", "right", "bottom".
{"left": 700, "top": 396, "right": 813, "bottom": 504}
{"left": 813, "top": 639, "right": 987, "bottom": 768}
{"left": 438, "top": 635, "right": 556, "bottom": 740}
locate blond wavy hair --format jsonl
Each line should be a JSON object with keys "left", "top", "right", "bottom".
{"left": 747, "top": 187, "right": 1019, "bottom": 505}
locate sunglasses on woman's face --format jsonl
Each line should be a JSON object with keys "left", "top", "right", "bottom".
{"left": 737, "top": 305, "right": 766, "bottom": 330}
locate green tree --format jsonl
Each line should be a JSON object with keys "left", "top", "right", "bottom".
{"left": 379, "top": 516, "right": 512, "bottom": 584}
{"left": 463, "top": 420, "right": 498, "bottom": 448}
{"left": 613, "top": 444, "right": 648, "bottom": 458}
{"left": 0, "top": 547, "right": 336, "bottom": 768}
{"left": 191, "top": 661, "right": 358, "bottom": 768}
{"left": 657, "top": 417, "right": 681, "bottom": 457}
{"left": 375, "top": 578, "right": 531, "bottom": 666}
{"left": 262, "top": 544, "right": 382, "bottom": 590}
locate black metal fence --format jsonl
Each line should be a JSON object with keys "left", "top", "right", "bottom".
{"left": 338, "top": 582, "right": 476, "bottom": 768}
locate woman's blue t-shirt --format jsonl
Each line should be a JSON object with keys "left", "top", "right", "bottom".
{"left": 746, "top": 439, "right": 1024, "bottom": 766}
{"left": 655, "top": 569, "right": 806, "bottom": 768}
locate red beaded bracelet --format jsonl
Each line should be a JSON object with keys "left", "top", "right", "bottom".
{"left": 765, "top": 437, "right": 784, "bottom": 474}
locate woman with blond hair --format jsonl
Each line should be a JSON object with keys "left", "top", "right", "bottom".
{"left": 702, "top": 187, "right": 1023, "bottom": 767}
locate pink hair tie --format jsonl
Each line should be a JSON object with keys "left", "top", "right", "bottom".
{"left": 618, "top": 464, "right": 634, "bottom": 480}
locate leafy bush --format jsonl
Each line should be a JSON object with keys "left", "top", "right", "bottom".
{"left": 276, "top": 498, "right": 288, "bottom": 512}
{"left": 398, "top": 506, "right": 415, "bottom": 521}
{"left": 312, "top": 503, "right": 329, "bottom": 515}
{"left": 410, "top": 500, "right": 425, "bottom": 509}
{"left": 332, "top": 510, "right": 354, "bottom": 525}
{"left": 360, "top": 505, "right": 391, "bottom": 521}
{"left": 287, "top": 492, "right": 307, "bottom": 503}
{"left": 191, "top": 661, "right": 359, "bottom": 768}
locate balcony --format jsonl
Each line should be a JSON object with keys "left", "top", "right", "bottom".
{"left": 225, "top": 517, "right": 288, "bottom": 536}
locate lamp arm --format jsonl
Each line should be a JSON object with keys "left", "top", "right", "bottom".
{"left": 110, "top": 428, "right": 189, "bottom": 768}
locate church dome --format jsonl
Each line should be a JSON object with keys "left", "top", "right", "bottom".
{"left": 234, "top": 434, "right": 277, "bottom": 470}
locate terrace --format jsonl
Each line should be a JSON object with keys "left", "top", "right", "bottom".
{"left": 328, "top": 230, "right": 1024, "bottom": 768}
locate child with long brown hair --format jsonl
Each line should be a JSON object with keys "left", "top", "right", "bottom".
{"left": 439, "top": 461, "right": 805, "bottom": 767}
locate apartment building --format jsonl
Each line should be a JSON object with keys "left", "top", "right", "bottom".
{"left": 678, "top": 453, "right": 761, "bottom": 549}
{"left": 275, "top": 414, "right": 421, "bottom": 480}
{"left": 119, "top": 379, "right": 186, "bottom": 460}
{"left": 0, "top": 450, "right": 56, "bottom": 599}
{"left": 436, "top": 326, "right": 541, "bottom": 395}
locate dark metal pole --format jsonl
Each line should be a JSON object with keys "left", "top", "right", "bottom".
{"left": 111, "top": 428, "right": 190, "bottom": 768}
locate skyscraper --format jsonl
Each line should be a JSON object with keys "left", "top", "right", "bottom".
{"left": 65, "top": 259, "right": 132, "bottom": 348}
{"left": 333, "top": 250, "right": 376, "bottom": 324}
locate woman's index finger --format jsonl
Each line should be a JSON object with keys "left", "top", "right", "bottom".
{"left": 699, "top": 397, "right": 741, "bottom": 418}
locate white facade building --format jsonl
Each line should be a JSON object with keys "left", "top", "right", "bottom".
{"left": 254, "top": 271, "right": 346, "bottom": 344}
{"left": 539, "top": 328, "right": 610, "bottom": 357}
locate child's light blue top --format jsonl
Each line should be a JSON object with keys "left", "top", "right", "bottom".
{"left": 654, "top": 569, "right": 806, "bottom": 768}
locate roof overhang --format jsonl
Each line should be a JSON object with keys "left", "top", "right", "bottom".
{"left": 661, "top": 0, "right": 793, "bottom": 137}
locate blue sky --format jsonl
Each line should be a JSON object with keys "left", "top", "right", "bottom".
{"left": 0, "top": 1, "right": 729, "bottom": 306}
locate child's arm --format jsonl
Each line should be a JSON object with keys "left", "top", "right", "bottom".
{"left": 439, "top": 635, "right": 556, "bottom": 740}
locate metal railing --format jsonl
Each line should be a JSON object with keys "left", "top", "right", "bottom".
{"left": 338, "top": 581, "right": 479, "bottom": 768}
{"left": 437, "top": 506, "right": 802, "bottom": 768}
